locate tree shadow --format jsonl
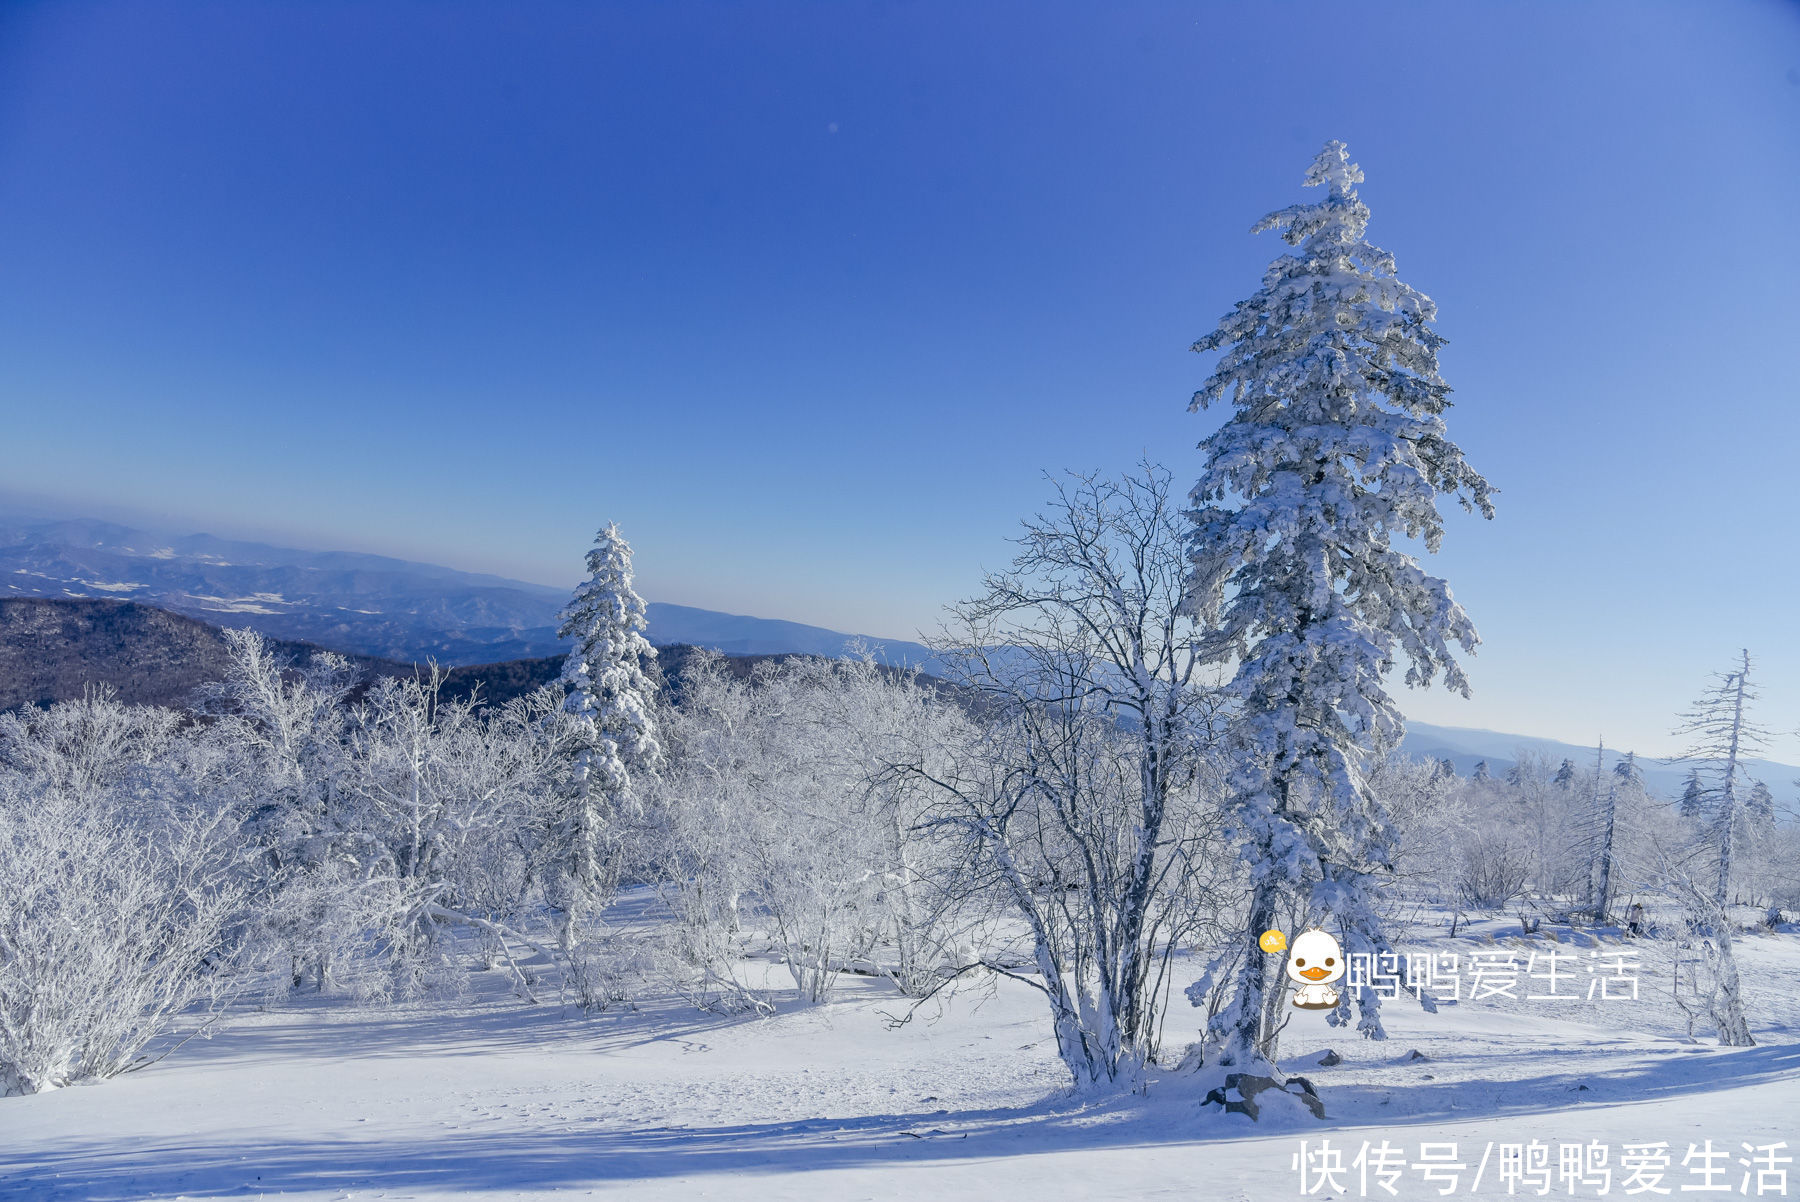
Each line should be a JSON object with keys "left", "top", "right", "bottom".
{"left": 1301, "top": 1038, "right": 1800, "bottom": 1126}
{"left": 158, "top": 972, "right": 800, "bottom": 1068}
{"left": 7, "top": 1039, "right": 1799, "bottom": 1199}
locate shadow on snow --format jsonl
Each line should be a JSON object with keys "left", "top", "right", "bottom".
{"left": 6, "top": 1039, "right": 1799, "bottom": 1199}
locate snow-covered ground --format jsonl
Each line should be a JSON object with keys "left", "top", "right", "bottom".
{"left": 5, "top": 911, "right": 1799, "bottom": 1201}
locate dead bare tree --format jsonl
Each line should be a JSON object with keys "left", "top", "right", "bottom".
{"left": 1662, "top": 649, "right": 1766, "bottom": 1046}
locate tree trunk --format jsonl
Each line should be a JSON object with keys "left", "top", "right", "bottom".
{"left": 1707, "top": 930, "right": 1755, "bottom": 1047}
{"left": 1219, "top": 880, "right": 1282, "bottom": 1069}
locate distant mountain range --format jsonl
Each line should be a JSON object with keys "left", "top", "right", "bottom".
{"left": 0, "top": 513, "right": 935, "bottom": 668}
{"left": 0, "top": 597, "right": 827, "bottom": 714}
{"left": 4, "top": 510, "right": 1792, "bottom": 805}
{"left": 1399, "top": 722, "right": 1798, "bottom": 807}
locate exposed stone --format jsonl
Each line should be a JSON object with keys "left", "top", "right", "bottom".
{"left": 1202, "top": 1072, "right": 1325, "bottom": 1121}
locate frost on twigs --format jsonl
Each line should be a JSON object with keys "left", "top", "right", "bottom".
{"left": 0, "top": 694, "right": 248, "bottom": 1095}
{"left": 919, "top": 466, "right": 1237, "bottom": 1090}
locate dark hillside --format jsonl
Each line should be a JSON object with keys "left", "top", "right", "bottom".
{"left": 0, "top": 598, "right": 932, "bottom": 715}
{"left": 0, "top": 598, "right": 405, "bottom": 711}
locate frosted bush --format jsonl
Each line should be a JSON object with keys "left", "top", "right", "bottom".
{"left": 0, "top": 780, "right": 244, "bottom": 1096}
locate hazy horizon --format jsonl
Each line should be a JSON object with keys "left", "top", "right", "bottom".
{"left": 6, "top": 484, "right": 1797, "bottom": 767}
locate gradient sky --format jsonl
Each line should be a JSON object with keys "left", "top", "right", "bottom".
{"left": 2, "top": 2, "right": 1797, "bottom": 759}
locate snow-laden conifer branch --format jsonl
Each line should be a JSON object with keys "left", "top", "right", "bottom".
{"left": 554, "top": 522, "right": 663, "bottom": 910}
{"left": 1184, "top": 141, "right": 1494, "bottom": 1069}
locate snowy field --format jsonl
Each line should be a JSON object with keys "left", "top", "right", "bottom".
{"left": 6, "top": 905, "right": 1799, "bottom": 1202}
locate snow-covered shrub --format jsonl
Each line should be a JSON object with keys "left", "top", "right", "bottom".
{"left": 563, "top": 917, "right": 654, "bottom": 1012}
{"left": 783, "top": 653, "right": 980, "bottom": 997}
{"left": 649, "top": 920, "right": 776, "bottom": 1016}
{"left": 338, "top": 672, "right": 570, "bottom": 1001}
{"left": 0, "top": 684, "right": 186, "bottom": 799}
{"left": 197, "top": 628, "right": 357, "bottom": 865}
{"left": 196, "top": 629, "right": 358, "bottom": 992}
{"left": 255, "top": 863, "right": 382, "bottom": 996}
{"left": 201, "top": 632, "right": 576, "bottom": 1002}
{"left": 641, "top": 651, "right": 766, "bottom": 1001}
{"left": 642, "top": 646, "right": 980, "bottom": 1010}
{"left": 1756, "top": 824, "right": 1800, "bottom": 913}
{"left": 647, "top": 652, "right": 879, "bottom": 1005}
{"left": 1368, "top": 754, "right": 1463, "bottom": 911}
{"left": 1452, "top": 821, "right": 1533, "bottom": 909}
{"left": 0, "top": 723, "right": 245, "bottom": 1096}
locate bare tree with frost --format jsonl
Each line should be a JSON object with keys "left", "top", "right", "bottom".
{"left": 343, "top": 671, "right": 571, "bottom": 1001}
{"left": 643, "top": 649, "right": 978, "bottom": 1012}
{"left": 919, "top": 466, "right": 1235, "bottom": 1089}
{"left": 1575, "top": 739, "right": 1608, "bottom": 917}
{"left": 198, "top": 628, "right": 357, "bottom": 871}
{"left": 1659, "top": 649, "right": 1767, "bottom": 1045}
{"left": 1674, "top": 651, "right": 1765, "bottom": 912}
{"left": 1589, "top": 749, "right": 1639, "bottom": 923}
{"left": 1183, "top": 141, "right": 1494, "bottom": 1069}
{"left": 197, "top": 630, "right": 358, "bottom": 991}
{"left": 784, "top": 653, "right": 979, "bottom": 998}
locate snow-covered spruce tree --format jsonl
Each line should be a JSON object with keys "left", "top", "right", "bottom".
{"left": 553, "top": 523, "right": 663, "bottom": 919}
{"left": 1680, "top": 768, "right": 1706, "bottom": 819}
{"left": 1746, "top": 780, "right": 1775, "bottom": 825}
{"left": 1183, "top": 141, "right": 1494, "bottom": 1069}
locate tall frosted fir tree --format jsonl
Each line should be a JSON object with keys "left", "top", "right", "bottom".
{"left": 556, "top": 522, "right": 663, "bottom": 905}
{"left": 1185, "top": 142, "right": 1494, "bottom": 1068}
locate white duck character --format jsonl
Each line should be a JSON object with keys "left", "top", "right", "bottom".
{"left": 1286, "top": 928, "right": 1345, "bottom": 1010}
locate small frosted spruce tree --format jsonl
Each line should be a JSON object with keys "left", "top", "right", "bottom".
{"left": 1680, "top": 768, "right": 1706, "bottom": 819}
{"left": 556, "top": 522, "right": 663, "bottom": 904}
{"left": 1184, "top": 141, "right": 1495, "bottom": 1068}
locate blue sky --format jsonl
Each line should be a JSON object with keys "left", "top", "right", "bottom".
{"left": 2, "top": 2, "right": 1797, "bottom": 758}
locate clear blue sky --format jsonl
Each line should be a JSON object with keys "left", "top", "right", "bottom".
{"left": 2, "top": 2, "right": 1797, "bottom": 759}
